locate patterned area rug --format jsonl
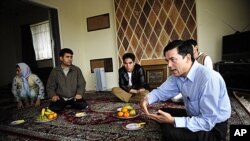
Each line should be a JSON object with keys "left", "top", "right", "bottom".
{"left": 0, "top": 92, "right": 249, "bottom": 141}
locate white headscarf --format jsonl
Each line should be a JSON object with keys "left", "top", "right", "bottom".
{"left": 17, "top": 63, "right": 31, "bottom": 96}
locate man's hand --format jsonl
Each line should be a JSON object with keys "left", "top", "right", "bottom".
{"left": 51, "top": 96, "right": 60, "bottom": 102}
{"left": 138, "top": 88, "right": 145, "bottom": 93}
{"left": 129, "top": 89, "right": 138, "bottom": 94}
{"left": 130, "top": 88, "right": 146, "bottom": 94}
{"left": 74, "top": 94, "right": 82, "bottom": 101}
{"left": 35, "top": 99, "right": 41, "bottom": 107}
{"left": 148, "top": 110, "right": 175, "bottom": 125}
{"left": 140, "top": 95, "right": 150, "bottom": 115}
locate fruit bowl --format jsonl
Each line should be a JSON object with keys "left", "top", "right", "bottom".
{"left": 35, "top": 107, "right": 57, "bottom": 122}
{"left": 115, "top": 105, "right": 139, "bottom": 119}
{"left": 115, "top": 113, "right": 139, "bottom": 119}
{"left": 35, "top": 116, "right": 56, "bottom": 123}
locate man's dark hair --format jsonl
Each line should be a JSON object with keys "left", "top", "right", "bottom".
{"left": 59, "top": 48, "right": 73, "bottom": 57}
{"left": 122, "top": 53, "right": 135, "bottom": 62}
{"left": 185, "top": 39, "right": 197, "bottom": 46}
{"left": 163, "top": 40, "right": 195, "bottom": 62}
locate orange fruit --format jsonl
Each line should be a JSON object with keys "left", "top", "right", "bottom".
{"left": 121, "top": 107, "right": 128, "bottom": 113}
{"left": 48, "top": 114, "right": 54, "bottom": 120}
{"left": 123, "top": 112, "right": 130, "bottom": 117}
{"left": 117, "top": 111, "right": 123, "bottom": 117}
{"left": 53, "top": 113, "right": 57, "bottom": 118}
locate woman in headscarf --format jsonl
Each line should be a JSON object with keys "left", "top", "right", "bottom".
{"left": 12, "top": 63, "right": 45, "bottom": 109}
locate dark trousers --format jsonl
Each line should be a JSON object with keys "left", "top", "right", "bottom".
{"left": 160, "top": 108, "right": 228, "bottom": 141}
{"left": 49, "top": 97, "right": 88, "bottom": 113}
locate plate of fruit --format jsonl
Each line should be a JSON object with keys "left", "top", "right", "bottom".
{"left": 35, "top": 107, "right": 58, "bottom": 123}
{"left": 115, "top": 105, "right": 138, "bottom": 119}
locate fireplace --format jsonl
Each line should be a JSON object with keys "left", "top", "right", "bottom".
{"left": 141, "top": 59, "right": 169, "bottom": 90}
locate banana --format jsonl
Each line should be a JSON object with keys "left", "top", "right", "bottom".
{"left": 36, "top": 115, "right": 48, "bottom": 121}
{"left": 46, "top": 107, "right": 53, "bottom": 113}
{"left": 41, "top": 108, "right": 45, "bottom": 116}
{"left": 124, "top": 105, "right": 133, "bottom": 110}
{"left": 44, "top": 111, "right": 53, "bottom": 115}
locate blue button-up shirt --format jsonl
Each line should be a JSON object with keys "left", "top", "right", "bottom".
{"left": 148, "top": 61, "right": 231, "bottom": 132}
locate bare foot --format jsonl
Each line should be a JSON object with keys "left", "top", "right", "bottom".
{"left": 25, "top": 102, "right": 30, "bottom": 108}
{"left": 30, "top": 101, "right": 35, "bottom": 106}
{"left": 17, "top": 101, "right": 24, "bottom": 109}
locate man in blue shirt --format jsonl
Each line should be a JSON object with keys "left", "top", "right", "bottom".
{"left": 140, "top": 40, "right": 231, "bottom": 141}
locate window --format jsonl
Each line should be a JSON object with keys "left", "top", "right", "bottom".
{"left": 30, "top": 21, "right": 52, "bottom": 60}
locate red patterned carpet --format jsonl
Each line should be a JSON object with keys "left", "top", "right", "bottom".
{"left": 0, "top": 92, "right": 249, "bottom": 141}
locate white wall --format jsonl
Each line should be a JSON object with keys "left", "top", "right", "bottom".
{"left": 34, "top": 0, "right": 250, "bottom": 90}
{"left": 196, "top": 0, "right": 250, "bottom": 63}
{"left": 80, "top": 0, "right": 118, "bottom": 91}
{"left": 35, "top": 0, "right": 118, "bottom": 91}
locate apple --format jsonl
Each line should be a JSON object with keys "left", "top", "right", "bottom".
{"left": 129, "top": 109, "right": 136, "bottom": 116}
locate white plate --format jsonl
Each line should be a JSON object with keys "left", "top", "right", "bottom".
{"left": 75, "top": 112, "right": 87, "bottom": 117}
{"left": 117, "top": 107, "right": 122, "bottom": 111}
{"left": 123, "top": 123, "right": 144, "bottom": 130}
{"left": 10, "top": 120, "right": 25, "bottom": 125}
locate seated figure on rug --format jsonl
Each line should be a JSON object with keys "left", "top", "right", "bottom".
{"left": 171, "top": 39, "right": 213, "bottom": 102}
{"left": 46, "top": 48, "right": 88, "bottom": 113}
{"left": 140, "top": 40, "right": 231, "bottom": 141}
{"left": 12, "top": 63, "right": 45, "bottom": 109}
{"left": 112, "top": 53, "right": 149, "bottom": 103}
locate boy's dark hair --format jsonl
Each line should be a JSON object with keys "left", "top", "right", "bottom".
{"left": 163, "top": 40, "right": 195, "bottom": 62}
{"left": 59, "top": 48, "right": 73, "bottom": 57}
{"left": 185, "top": 39, "right": 197, "bottom": 46}
{"left": 122, "top": 53, "right": 135, "bottom": 62}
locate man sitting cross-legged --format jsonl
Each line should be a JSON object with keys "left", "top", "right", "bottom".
{"left": 112, "top": 53, "right": 149, "bottom": 103}
{"left": 46, "top": 48, "right": 88, "bottom": 113}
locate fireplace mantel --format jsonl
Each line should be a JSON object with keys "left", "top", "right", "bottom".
{"left": 141, "top": 59, "right": 167, "bottom": 66}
